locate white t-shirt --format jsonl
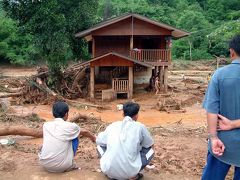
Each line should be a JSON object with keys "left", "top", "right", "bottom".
{"left": 96, "top": 116, "right": 154, "bottom": 179}
{"left": 39, "top": 118, "right": 80, "bottom": 172}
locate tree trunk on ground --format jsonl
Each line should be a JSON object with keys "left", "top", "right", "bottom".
{"left": 0, "top": 126, "right": 43, "bottom": 138}
{"left": 71, "top": 67, "right": 86, "bottom": 91}
{"left": 0, "top": 113, "right": 101, "bottom": 137}
{"left": 0, "top": 92, "right": 23, "bottom": 98}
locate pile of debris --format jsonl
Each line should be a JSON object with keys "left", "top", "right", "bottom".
{"left": 0, "top": 105, "right": 106, "bottom": 138}
{"left": 0, "top": 62, "right": 90, "bottom": 104}
{"left": 156, "top": 94, "right": 186, "bottom": 113}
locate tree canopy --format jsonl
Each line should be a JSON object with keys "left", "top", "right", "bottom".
{"left": 0, "top": 0, "right": 239, "bottom": 66}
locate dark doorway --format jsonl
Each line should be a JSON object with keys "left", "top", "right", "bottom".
{"left": 117, "top": 93, "right": 128, "bottom": 99}
{"left": 141, "top": 38, "right": 158, "bottom": 49}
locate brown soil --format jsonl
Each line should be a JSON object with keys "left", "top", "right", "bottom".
{"left": 0, "top": 62, "right": 235, "bottom": 179}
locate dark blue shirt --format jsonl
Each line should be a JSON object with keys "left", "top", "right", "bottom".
{"left": 203, "top": 59, "right": 240, "bottom": 167}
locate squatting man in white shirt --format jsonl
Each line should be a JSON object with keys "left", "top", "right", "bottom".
{"left": 96, "top": 102, "right": 154, "bottom": 180}
{"left": 39, "top": 101, "right": 96, "bottom": 172}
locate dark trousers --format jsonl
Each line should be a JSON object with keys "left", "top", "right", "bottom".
{"left": 97, "top": 145, "right": 154, "bottom": 170}
{"left": 202, "top": 152, "right": 240, "bottom": 180}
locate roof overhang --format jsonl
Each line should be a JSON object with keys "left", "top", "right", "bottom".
{"left": 75, "top": 13, "right": 190, "bottom": 39}
{"left": 88, "top": 52, "right": 154, "bottom": 68}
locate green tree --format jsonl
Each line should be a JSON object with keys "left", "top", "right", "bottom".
{"left": 3, "top": 0, "right": 98, "bottom": 88}
{"left": 208, "top": 19, "right": 240, "bottom": 56}
{"left": 173, "top": 6, "right": 212, "bottom": 60}
{"left": 0, "top": 8, "right": 35, "bottom": 65}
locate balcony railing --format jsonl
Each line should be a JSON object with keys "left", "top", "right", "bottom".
{"left": 112, "top": 78, "right": 129, "bottom": 92}
{"left": 129, "top": 49, "right": 171, "bottom": 62}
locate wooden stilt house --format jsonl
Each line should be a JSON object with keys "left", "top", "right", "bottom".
{"left": 75, "top": 13, "right": 189, "bottom": 100}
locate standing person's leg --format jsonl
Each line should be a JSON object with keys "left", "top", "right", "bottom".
{"left": 140, "top": 147, "right": 154, "bottom": 170}
{"left": 202, "top": 152, "right": 231, "bottom": 180}
{"left": 233, "top": 166, "right": 240, "bottom": 180}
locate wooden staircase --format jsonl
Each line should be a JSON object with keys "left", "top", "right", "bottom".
{"left": 94, "top": 89, "right": 102, "bottom": 100}
{"left": 94, "top": 84, "right": 111, "bottom": 100}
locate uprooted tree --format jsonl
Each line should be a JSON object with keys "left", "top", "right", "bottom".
{"left": 0, "top": 110, "right": 104, "bottom": 138}
{"left": 0, "top": 62, "right": 90, "bottom": 104}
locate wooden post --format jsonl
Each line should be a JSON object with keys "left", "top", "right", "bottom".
{"left": 130, "top": 36, "right": 133, "bottom": 50}
{"left": 92, "top": 37, "right": 95, "bottom": 58}
{"left": 169, "top": 49, "right": 172, "bottom": 64}
{"left": 158, "top": 66, "right": 161, "bottom": 85}
{"left": 154, "top": 66, "right": 158, "bottom": 77}
{"left": 128, "top": 66, "right": 133, "bottom": 99}
{"left": 164, "top": 66, "right": 168, "bottom": 92}
{"left": 90, "top": 66, "right": 95, "bottom": 99}
{"left": 159, "top": 66, "right": 164, "bottom": 91}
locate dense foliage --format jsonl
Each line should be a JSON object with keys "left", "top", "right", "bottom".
{"left": 0, "top": 7, "right": 35, "bottom": 65}
{"left": 0, "top": 0, "right": 239, "bottom": 67}
{"left": 98, "top": 0, "right": 240, "bottom": 60}
{"left": 1, "top": 0, "right": 97, "bottom": 69}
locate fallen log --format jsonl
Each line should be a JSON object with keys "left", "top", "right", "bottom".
{"left": 0, "top": 126, "right": 43, "bottom": 138}
{"left": 0, "top": 85, "right": 23, "bottom": 93}
{"left": 0, "top": 113, "right": 101, "bottom": 137}
{"left": 0, "top": 92, "right": 23, "bottom": 98}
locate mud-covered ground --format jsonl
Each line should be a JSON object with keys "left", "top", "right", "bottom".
{"left": 0, "top": 61, "right": 234, "bottom": 179}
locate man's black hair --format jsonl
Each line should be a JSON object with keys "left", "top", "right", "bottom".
{"left": 52, "top": 101, "right": 69, "bottom": 118}
{"left": 123, "top": 102, "right": 140, "bottom": 118}
{"left": 229, "top": 35, "right": 240, "bottom": 56}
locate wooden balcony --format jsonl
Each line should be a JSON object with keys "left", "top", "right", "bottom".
{"left": 112, "top": 78, "right": 129, "bottom": 92}
{"left": 129, "top": 49, "right": 171, "bottom": 65}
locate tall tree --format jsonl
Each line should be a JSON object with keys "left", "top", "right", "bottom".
{"left": 0, "top": 6, "right": 35, "bottom": 65}
{"left": 3, "top": 0, "right": 98, "bottom": 88}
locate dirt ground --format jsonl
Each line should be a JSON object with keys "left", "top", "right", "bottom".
{"left": 0, "top": 61, "right": 234, "bottom": 180}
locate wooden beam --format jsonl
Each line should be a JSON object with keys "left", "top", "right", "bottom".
{"left": 164, "top": 66, "right": 168, "bottom": 92}
{"left": 92, "top": 37, "right": 95, "bottom": 58}
{"left": 145, "top": 62, "right": 170, "bottom": 66}
{"left": 90, "top": 67, "right": 95, "bottom": 99}
{"left": 169, "top": 50, "right": 172, "bottom": 64}
{"left": 128, "top": 66, "right": 133, "bottom": 99}
{"left": 85, "top": 35, "right": 92, "bottom": 42}
{"left": 159, "top": 66, "right": 164, "bottom": 91}
{"left": 130, "top": 36, "right": 133, "bottom": 50}
{"left": 154, "top": 66, "right": 158, "bottom": 77}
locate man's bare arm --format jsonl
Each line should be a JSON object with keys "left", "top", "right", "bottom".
{"left": 218, "top": 114, "right": 240, "bottom": 130}
{"left": 207, "top": 112, "right": 225, "bottom": 156}
{"left": 207, "top": 112, "right": 218, "bottom": 138}
{"left": 79, "top": 129, "right": 96, "bottom": 142}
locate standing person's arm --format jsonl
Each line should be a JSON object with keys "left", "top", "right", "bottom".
{"left": 207, "top": 113, "right": 218, "bottom": 138}
{"left": 218, "top": 114, "right": 240, "bottom": 130}
{"left": 203, "top": 71, "right": 225, "bottom": 156}
{"left": 207, "top": 113, "right": 225, "bottom": 156}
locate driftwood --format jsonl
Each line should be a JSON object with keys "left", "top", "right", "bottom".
{"left": 0, "top": 92, "right": 23, "bottom": 98}
{"left": 71, "top": 67, "right": 86, "bottom": 91}
{"left": 0, "top": 113, "right": 100, "bottom": 138}
{"left": 0, "top": 61, "right": 91, "bottom": 105}
{"left": 0, "top": 85, "right": 23, "bottom": 93}
{"left": 0, "top": 126, "right": 43, "bottom": 138}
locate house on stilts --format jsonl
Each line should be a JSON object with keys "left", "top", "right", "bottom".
{"left": 75, "top": 13, "right": 190, "bottom": 100}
